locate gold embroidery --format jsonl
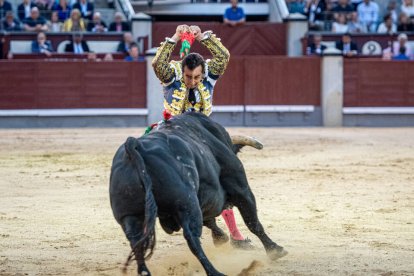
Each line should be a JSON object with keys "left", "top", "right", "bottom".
{"left": 152, "top": 40, "right": 176, "bottom": 84}
{"left": 201, "top": 34, "right": 230, "bottom": 76}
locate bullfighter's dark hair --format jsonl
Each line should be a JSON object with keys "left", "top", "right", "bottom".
{"left": 182, "top": 53, "right": 205, "bottom": 74}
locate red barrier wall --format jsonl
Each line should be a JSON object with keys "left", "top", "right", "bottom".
{"left": 0, "top": 61, "right": 147, "bottom": 109}
{"left": 214, "top": 56, "right": 321, "bottom": 105}
{"left": 152, "top": 22, "right": 287, "bottom": 56}
{"left": 344, "top": 59, "right": 414, "bottom": 107}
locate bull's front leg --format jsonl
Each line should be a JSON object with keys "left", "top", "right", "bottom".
{"left": 235, "top": 194, "right": 288, "bottom": 260}
{"left": 204, "top": 218, "right": 229, "bottom": 247}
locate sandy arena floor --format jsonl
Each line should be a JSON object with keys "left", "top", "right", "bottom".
{"left": 0, "top": 127, "right": 413, "bottom": 276}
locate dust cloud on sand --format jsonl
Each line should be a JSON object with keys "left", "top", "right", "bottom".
{"left": 0, "top": 128, "right": 413, "bottom": 275}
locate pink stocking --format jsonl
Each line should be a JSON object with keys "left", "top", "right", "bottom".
{"left": 221, "top": 209, "right": 244, "bottom": 240}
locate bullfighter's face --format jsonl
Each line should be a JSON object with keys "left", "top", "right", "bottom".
{"left": 183, "top": 65, "right": 203, "bottom": 89}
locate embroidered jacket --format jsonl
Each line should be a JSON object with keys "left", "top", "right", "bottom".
{"left": 152, "top": 32, "right": 230, "bottom": 116}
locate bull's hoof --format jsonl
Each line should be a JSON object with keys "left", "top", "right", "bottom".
{"left": 267, "top": 247, "right": 288, "bottom": 260}
{"left": 230, "top": 237, "right": 254, "bottom": 250}
{"left": 212, "top": 230, "right": 229, "bottom": 247}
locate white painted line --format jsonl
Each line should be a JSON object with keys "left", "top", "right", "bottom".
{"left": 0, "top": 108, "right": 148, "bottom": 117}
{"left": 213, "top": 105, "right": 244, "bottom": 112}
{"left": 343, "top": 107, "right": 414, "bottom": 115}
{"left": 245, "top": 105, "right": 315, "bottom": 112}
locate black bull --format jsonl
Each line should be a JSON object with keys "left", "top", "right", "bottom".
{"left": 109, "top": 112, "right": 287, "bottom": 276}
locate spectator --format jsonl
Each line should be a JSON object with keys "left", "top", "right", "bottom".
{"left": 383, "top": 33, "right": 413, "bottom": 60}
{"left": 347, "top": 11, "right": 366, "bottom": 32}
{"left": 397, "top": 12, "right": 414, "bottom": 32}
{"left": 64, "top": 32, "right": 89, "bottom": 54}
{"left": 357, "top": 0, "right": 379, "bottom": 32}
{"left": 304, "top": 0, "right": 326, "bottom": 31}
{"left": 108, "top": 11, "right": 130, "bottom": 32}
{"left": 23, "top": 7, "right": 48, "bottom": 32}
{"left": 335, "top": 32, "right": 358, "bottom": 57}
{"left": 332, "top": 0, "right": 354, "bottom": 16}
{"left": 63, "top": 8, "right": 85, "bottom": 31}
{"left": 86, "top": 11, "right": 107, "bottom": 32}
{"left": 51, "top": 0, "right": 71, "bottom": 21}
{"left": 286, "top": 0, "right": 306, "bottom": 14}
{"left": 377, "top": 14, "right": 396, "bottom": 34}
{"left": 47, "top": 11, "right": 62, "bottom": 32}
{"left": 31, "top": 31, "right": 53, "bottom": 56}
{"left": 117, "top": 31, "right": 134, "bottom": 53}
{"left": 17, "top": 0, "right": 36, "bottom": 21}
{"left": 332, "top": 13, "right": 349, "bottom": 32}
{"left": 72, "top": 0, "right": 93, "bottom": 21}
{"left": 124, "top": 42, "right": 144, "bottom": 61}
{"left": 306, "top": 34, "right": 327, "bottom": 55}
{"left": 2, "top": 11, "right": 22, "bottom": 31}
{"left": 34, "top": 0, "right": 53, "bottom": 11}
{"left": 0, "top": 0, "right": 12, "bottom": 19}
{"left": 350, "top": 0, "right": 361, "bottom": 10}
{"left": 401, "top": 0, "right": 414, "bottom": 18}
{"left": 386, "top": 0, "right": 398, "bottom": 24}
{"left": 223, "top": 0, "right": 245, "bottom": 27}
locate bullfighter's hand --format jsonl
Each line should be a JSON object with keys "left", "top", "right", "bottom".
{"left": 172, "top": 24, "right": 190, "bottom": 42}
{"left": 190, "top": 25, "right": 202, "bottom": 41}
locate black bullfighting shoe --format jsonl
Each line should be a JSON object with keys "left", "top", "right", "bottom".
{"left": 230, "top": 237, "right": 254, "bottom": 250}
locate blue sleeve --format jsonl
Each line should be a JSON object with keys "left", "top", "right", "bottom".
{"left": 31, "top": 42, "right": 38, "bottom": 53}
{"left": 240, "top": 8, "right": 245, "bottom": 19}
{"left": 223, "top": 8, "right": 230, "bottom": 20}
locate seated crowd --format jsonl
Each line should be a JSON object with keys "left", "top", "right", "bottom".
{"left": 307, "top": 31, "right": 413, "bottom": 60}
{"left": 287, "top": 0, "right": 414, "bottom": 34}
{"left": 0, "top": 0, "right": 142, "bottom": 60}
{"left": 0, "top": 0, "right": 130, "bottom": 32}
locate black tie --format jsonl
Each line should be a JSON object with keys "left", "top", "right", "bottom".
{"left": 188, "top": 89, "right": 196, "bottom": 106}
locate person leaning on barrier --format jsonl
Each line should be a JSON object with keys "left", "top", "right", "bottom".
{"left": 31, "top": 31, "right": 54, "bottom": 56}
{"left": 65, "top": 32, "right": 90, "bottom": 54}
{"left": 307, "top": 34, "right": 327, "bottom": 55}
{"left": 152, "top": 24, "right": 254, "bottom": 249}
{"left": 117, "top": 32, "right": 134, "bottom": 54}
{"left": 223, "top": 0, "right": 245, "bottom": 27}
{"left": 335, "top": 32, "right": 358, "bottom": 57}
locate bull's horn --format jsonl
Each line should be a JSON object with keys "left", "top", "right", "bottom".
{"left": 231, "top": 135, "right": 263, "bottom": 150}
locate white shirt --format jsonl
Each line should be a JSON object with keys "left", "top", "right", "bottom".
{"left": 24, "top": 4, "right": 31, "bottom": 18}
{"left": 377, "top": 23, "right": 397, "bottom": 34}
{"left": 74, "top": 43, "right": 83, "bottom": 54}
{"left": 332, "top": 22, "right": 349, "bottom": 33}
{"left": 357, "top": 1, "right": 379, "bottom": 25}
{"left": 401, "top": 4, "right": 414, "bottom": 18}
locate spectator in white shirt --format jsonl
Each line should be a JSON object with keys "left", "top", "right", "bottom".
{"left": 357, "top": 0, "right": 379, "bottom": 32}
{"left": 332, "top": 13, "right": 350, "bottom": 33}
{"left": 401, "top": 0, "right": 414, "bottom": 18}
{"left": 377, "top": 13, "right": 397, "bottom": 34}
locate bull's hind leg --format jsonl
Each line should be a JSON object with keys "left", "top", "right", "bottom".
{"left": 204, "top": 218, "right": 229, "bottom": 247}
{"left": 223, "top": 177, "right": 288, "bottom": 260}
{"left": 177, "top": 199, "right": 225, "bottom": 276}
{"left": 122, "top": 215, "right": 151, "bottom": 276}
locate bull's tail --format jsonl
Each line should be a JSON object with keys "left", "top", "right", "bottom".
{"left": 123, "top": 137, "right": 158, "bottom": 269}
